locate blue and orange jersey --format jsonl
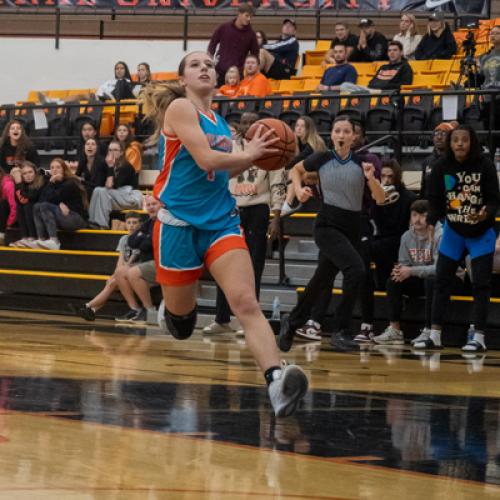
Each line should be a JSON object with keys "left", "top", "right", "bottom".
{"left": 154, "top": 108, "right": 238, "bottom": 230}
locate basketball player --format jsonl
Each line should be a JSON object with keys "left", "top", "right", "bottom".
{"left": 141, "top": 51, "right": 308, "bottom": 417}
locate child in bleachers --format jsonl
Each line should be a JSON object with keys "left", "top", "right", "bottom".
{"left": 88, "top": 140, "right": 142, "bottom": 229}
{"left": 114, "top": 124, "right": 143, "bottom": 173}
{"left": 217, "top": 66, "right": 241, "bottom": 97}
{"left": 0, "top": 167, "right": 16, "bottom": 246}
{"left": 78, "top": 211, "right": 142, "bottom": 321}
{"left": 0, "top": 120, "right": 39, "bottom": 174}
{"left": 30, "top": 158, "right": 88, "bottom": 250}
{"left": 76, "top": 138, "right": 108, "bottom": 199}
{"left": 9, "top": 161, "right": 47, "bottom": 248}
{"left": 372, "top": 200, "right": 441, "bottom": 345}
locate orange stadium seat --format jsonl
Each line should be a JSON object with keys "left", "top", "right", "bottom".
{"left": 409, "top": 60, "right": 432, "bottom": 73}
{"left": 300, "top": 79, "right": 321, "bottom": 93}
{"left": 298, "top": 65, "right": 324, "bottom": 79}
{"left": 314, "top": 40, "right": 331, "bottom": 51}
{"left": 277, "top": 80, "right": 304, "bottom": 94}
{"left": 304, "top": 51, "right": 327, "bottom": 66}
{"left": 352, "top": 62, "right": 376, "bottom": 76}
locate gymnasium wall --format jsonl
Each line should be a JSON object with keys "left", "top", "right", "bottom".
{"left": 0, "top": 37, "right": 316, "bottom": 104}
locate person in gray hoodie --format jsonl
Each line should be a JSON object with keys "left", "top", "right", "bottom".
{"left": 372, "top": 200, "right": 441, "bottom": 345}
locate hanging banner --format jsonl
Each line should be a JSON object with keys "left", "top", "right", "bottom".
{"left": 0, "top": 0, "right": 490, "bottom": 16}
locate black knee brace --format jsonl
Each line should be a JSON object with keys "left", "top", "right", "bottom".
{"left": 164, "top": 308, "right": 197, "bottom": 340}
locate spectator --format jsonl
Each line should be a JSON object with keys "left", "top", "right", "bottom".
{"left": 75, "top": 121, "right": 107, "bottom": 160}
{"left": 317, "top": 43, "right": 357, "bottom": 91}
{"left": 88, "top": 140, "right": 142, "bottom": 229}
{"left": 133, "top": 62, "right": 152, "bottom": 98}
{"left": 415, "top": 12, "right": 457, "bottom": 61}
{"left": 207, "top": 4, "right": 259, "bottom": 87}
{"left": 255, "top": 30, "right": 268, "bottom": 47}
{"left": 323, "top": 23, "right": 359, "bottom": 64}
{"left": 393, "top": 14, "right": 422, "bottom": 60}
{"left": 114, "top": 124, "right": 143, "bottom": 173}
{"left": 115, "top": 195, "right": 161, "bottom": 325}
{"left": 282, "top": 116, "right": 326, "bottom": 216}
{"left": 78, "top": 211, "right": 142, "bottom": 321}
{"left": 479, "top": 26, "right": 500, "bottom": 149}
{"left": 415, "top": 125, "right": 500, "bottom": 352}
{"left": 217, "top": 66, "right": 241, "bottom": 97}
{"left": 203, "top": 112, "right": 286, "bottom": 334}
{"left": 259, "top": 19, "right": 299, "bottom": 80}
{"left": 238, "top": 55, "right": 273, "bottom": 97}
{"left": 9, "top": 161, "right": 47, "bottom": 248}
{"left": 0, "top": 167, "right": 16, "bottom": 246}
{"left": 340, "top": 41, "right": 412, "bottom": 93}
{"left": 30, "top": 158, "right": 88, "bottom": 250}
{"left": 421, "top": 121, "right": 459, "bottom": 200}
{"left": 0, "top": 120, "right": 39, "bottom": 174}
{"left": 355, "top": 158, "right": 417, "bottom": 342}
{"left": 76, "top": 138, "right": 109, "bottom": 199}
{"left": 350, "top": 18, "right": 388, "bottom": 63}
{"left": 372, "top": 200, "right": 440, "bottom": 345}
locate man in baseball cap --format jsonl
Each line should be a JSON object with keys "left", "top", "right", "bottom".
{"left": 421, "top": 121, "right": 459, "bottom": 198}
{"left": 350, "top": 18, "right": 388, "bottom": 62}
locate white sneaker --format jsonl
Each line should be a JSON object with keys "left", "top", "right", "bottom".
{"left": 24, "top": 239, "right": 44, "bottom": 249}
{"left": 38, "top": 239, "right": 61, "bottom": 250}
{"left": 295, "top": 320, "right": 322, "bottom": 341}
{"left": 373, "top": 326, "right": 404, "bottom": 345}
{"left": 268, "top": 363, "right": 308, "bottom": 417}
{"left": 202, "top": 322, "right": 235, "bottom": 334}
{"left": 411, "top": 327, "right": 431, "bottom": 346}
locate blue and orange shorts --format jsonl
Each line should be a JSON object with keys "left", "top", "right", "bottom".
{"left": 153, "top": 220, "right": 248, "bottom": 286}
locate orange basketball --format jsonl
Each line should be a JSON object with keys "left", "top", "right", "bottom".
{"left": 245, "top": 118, "right": 296, "bottom": 171}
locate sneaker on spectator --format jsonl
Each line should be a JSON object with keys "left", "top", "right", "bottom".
{"left": 373, "top": 326, "right": 404, "bottom": 345}
{"left": 202, "top": 322, "right": 235, "bottom": 334}
{"left": 330, "top": 330, "right": 360, "bottom": 352}
{"left": 295, "top": 320, "right": 322, "bottom": 341}
{"left": 354, "top": 323, "right": 374, "bottom": 343}
{"left": 115, "top": 309, "right": 139, "bottom": 323}
{"left": 0, "top": 233, "right": 4, "bottom": 246}
{"left": 24, "top": 239, "right": 44, "bottom": 249}
{"left": 38, "top": 238, "right": 61, "bottom": 250}
{"left": 130, "top": 308, "right": 147, "bottom": 325}
{"left": 411, "top": 327, "right": 431, "bottom": 346}
{"left": 78, "top": 304, "right": 96, "bottom": 322}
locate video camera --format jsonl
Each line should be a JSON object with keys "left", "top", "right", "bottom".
{"left": 462, "top": 30, "right": 477, "bottom": 59}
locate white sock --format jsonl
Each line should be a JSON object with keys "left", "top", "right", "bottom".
{"left": 281, "top": 201, "right": 292, "bottom": 213}
{"left": 429, "top": 329, "right": 441, "bottom": 346}
{"left": 473, "top": 331, "right": 486, "bottom": 347}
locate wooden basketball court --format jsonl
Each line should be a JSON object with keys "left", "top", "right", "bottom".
{"left": 0, "top": 310, "right": 499, "bottom": 499}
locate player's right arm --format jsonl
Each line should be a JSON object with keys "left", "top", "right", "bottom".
{"left": 165, "top": 98, "right": 278, "bottom": 172}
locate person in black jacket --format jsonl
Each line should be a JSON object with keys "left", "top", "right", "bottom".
{"left": 88, "top": 140, "right": 143, "bottom": 229}
{"left": 414, "top": 125, "right": 500, "bottom": 352}
{"left": 9, "top": 161, "right": 47, "bottom": 247}
{"left": 30, "top": 158, "right": 88, "bottom": 250}
{"left": 367, "top": 41, "right": 413, "bottom": 91}
{"left": 350, "top": 18, "right": 388, "bottom": 63}
{"left": 76, "top": 138, "right": 108, "bottom": 199}
{"left": 415, "top": 13, "right": 457, "bottom": 61}
{"left": 0, "top": 120, "right": 39, "bottom": 174}
{"left": 115, "top": 195, "right": 161, "bottom": 325}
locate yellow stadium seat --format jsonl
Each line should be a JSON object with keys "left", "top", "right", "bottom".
{"left": 356, "top": 75, "right": 372, "bottom": 86}
{"left": 299, "top": 65, "right": 324, "bottom": 79}
{"left": 410, "top": 60, "right": 432, "bottom": 73}
{"left": 315, "top": 40, "right": 331, "bottom": 51}
{"left": 414, "top": 72, "right": 445, "bottom": 86}
{"left": 152, "top": 71, "right": 178, "bottom": 80}
{"left": 269, "top": 79, "right": 280, "bottom": 91}
{"left": 304, "top": 51, "right": 327, "bottom": 66}
{"left": 430, "top": 59, "right": 453, "bottom": 73}
{"left": 301, "top": 79, "right": 321, "bottom": 92}
{"left": 278, "top": 80, "right": 304, "bottom": 94}
{"left": 352, "top": 62, "right": 376, "bottom": 76}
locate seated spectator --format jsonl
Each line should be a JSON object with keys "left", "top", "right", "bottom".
{"left": 0, "top": 120, "right": 40, "bottom": 174}
{"left": 255, "top": 30, "right": 268, "bottom": 47}
{"left": 238, "top": 55, "right": 273, "bottom": 97}
{"left": 355, "top": 158, "right": 417, "bottom": 342}
{"left": 350, "top": 18, "right": 388, "bottom": 63}
{"left": 340, "top": 41, "right": 412, "bottom": 93}
{"left": 30, "top": 158, "right": 88, "bottom": 250}
{"left": 317, "top": 43, "right": 357, "bottom": 91}
{"left": 323, "top": 23, "right": 358, "bottom": 64}
{"left": 115, "top": 195, "right": 161, "bottom": 324}
{"left": 88, "top": 140, "right": 142, "bottom": 229}
{"left": 218, "top": 66, "right": 241, "bottom": 97}
{"left": 393, "top": 13, "right": 422, "bottom": 60}
{"left": 133, "top": 62, "right": 152, "bottom": 98}
{"left": 9, "top": 161, "right": 47, "bottom": 248}
{"left": 75, "top": 121, "right": 107, "bottom": 160}
{"left": 0, "top": 167, "right": 16, "bottom": 246}
{"left": 38, "top": 61, "right": 136, "bottom": 104}
{"left": 259, "top": 19, "right": 299, "bottom": 80}
{"left": 114, "top": 124, "right": 143, "bottom": 173}
{"left": 371, "top": 200, "right": 441, "bottom": 345}
{"left": 420, "top": 121, "right": 458, "bottom": 199}
{"left": 76, "top": 138, "right": 108, "bottom": 199}
{"left": 78, "top": 211, "right": 142, "bottom": 321}
{"left": 415, "top": 12, "right": 457, "bottom": 61}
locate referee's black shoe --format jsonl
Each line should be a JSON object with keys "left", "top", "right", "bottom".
{"left": 330, "top": 330, "right": 360, "bottom": 352}
{"left": 278, "top": 314, "right": 295, "bottom": 352}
